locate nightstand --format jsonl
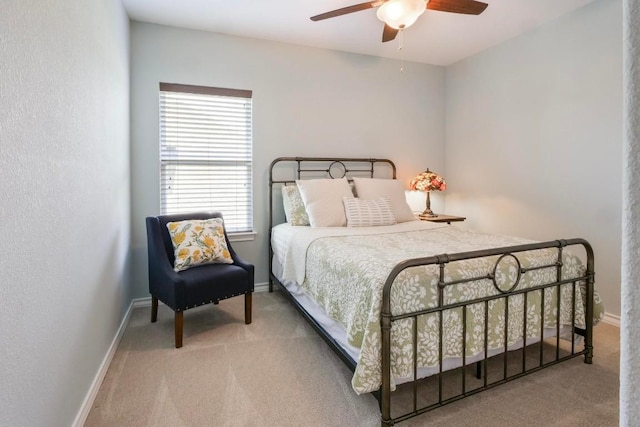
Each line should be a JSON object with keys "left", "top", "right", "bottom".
{"left": 419, "top": 214, "right": 466, "bottom": 224}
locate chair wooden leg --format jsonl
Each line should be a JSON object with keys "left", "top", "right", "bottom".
{"left": 244, "top": 292, "right": 252, "bottom": 324}
{"left": 151, "top": 296, "right": 158, "bottom": 323}
{"left": 175, "top": 311, "right": 183, "bottom": 348}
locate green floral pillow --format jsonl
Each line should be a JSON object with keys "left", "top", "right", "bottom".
{"left": 282, "top": 185, "right": 310, "bottom": 226}
{"left": 166, "top": 218, "right": 233, "bottom": 272}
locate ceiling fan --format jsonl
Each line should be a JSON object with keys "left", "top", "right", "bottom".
{"left": 311, "top": 0, "right": 488, "bottom": 42}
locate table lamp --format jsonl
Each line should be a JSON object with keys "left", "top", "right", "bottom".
{"left": 410, "top": 169, "right": 446, "bottom": 218}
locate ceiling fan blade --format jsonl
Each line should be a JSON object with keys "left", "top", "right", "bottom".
{"left": 382, "top": 24, "right": 399, "bottom": 42}
{"left": 426, "top": 0, "right": 488, "bottom": 15}
{"left": 310, "top": 2, "right": 380, "bottom": 21}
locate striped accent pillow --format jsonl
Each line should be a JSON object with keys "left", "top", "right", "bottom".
{"left": 343, "top": 197, "right": 397, "bottom": 227}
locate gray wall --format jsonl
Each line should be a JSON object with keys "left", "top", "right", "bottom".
{"left": 445, "top": 0, "right": 622, "bottom": 315}
{"left": 621, "top": 0, "right": 640, "bottom": 421}
{"left": 129, "top": 22, "right": 446, "bottom": 296}
{"left": 0, "top": 1, "right": 130, "bottom": 426}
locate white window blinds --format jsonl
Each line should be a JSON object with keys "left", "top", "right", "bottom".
{"left": 159, "top": 83, "right": 253, "bottom": 233}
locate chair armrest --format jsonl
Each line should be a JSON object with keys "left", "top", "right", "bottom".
{"left": 233, "top": 254, "right": 254, "bottom": 275}
{"left": 227, "top": 242, "right": 255, "bottom": 288}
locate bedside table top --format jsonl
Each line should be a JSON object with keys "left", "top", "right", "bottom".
{"left": 419, "top": 214, "right": 466, "bottom": 223}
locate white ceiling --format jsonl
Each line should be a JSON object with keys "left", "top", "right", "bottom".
{"left": 122, "top": 0, "right": 597, "bottom": 66}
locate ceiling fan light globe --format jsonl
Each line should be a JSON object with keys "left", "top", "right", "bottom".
{"left": 377, "top": 0, "right": 427, "bottom": 30}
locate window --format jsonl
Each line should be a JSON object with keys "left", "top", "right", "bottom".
{"left": 159, "top": 83, "right": 253, "bottom": 233}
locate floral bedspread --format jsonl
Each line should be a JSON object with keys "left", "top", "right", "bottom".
{"left": 278, "top": 224, "right": 604, "bottom": 394}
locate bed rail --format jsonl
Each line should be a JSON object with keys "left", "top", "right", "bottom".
{"left": 379, "top": 239, "right": 595, "bottom": 426}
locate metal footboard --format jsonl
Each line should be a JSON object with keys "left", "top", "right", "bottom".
{"left": 379, "top": 239, "right": 595, "bottom": 426}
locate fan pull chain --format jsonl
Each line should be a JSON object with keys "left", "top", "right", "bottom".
{"left": 398, "top": 29, "right": 405, "bottom": 72}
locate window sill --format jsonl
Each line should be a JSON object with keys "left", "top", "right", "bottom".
{"left": 228, "top": 232, "right": 257, "bottom": 242}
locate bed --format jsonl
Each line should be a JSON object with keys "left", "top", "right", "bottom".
{"left": 268, "top": 157, "right": 604, "bottom": 426}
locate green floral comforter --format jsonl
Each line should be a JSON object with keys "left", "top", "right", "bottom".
{"left": 277, "top": 223, "right": 604, "bottom": 394}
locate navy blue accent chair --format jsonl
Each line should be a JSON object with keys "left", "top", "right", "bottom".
{"left": 146, "top": 212, "right": 254, "bottom": 348}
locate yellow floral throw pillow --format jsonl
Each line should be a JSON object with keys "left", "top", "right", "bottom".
{"left": 166, "top": 218, "right": 233, "bottom": 272}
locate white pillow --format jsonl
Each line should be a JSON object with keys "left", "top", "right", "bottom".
{"left": 353, "top": 177, "right": 415, "bottom": 223}
{"left": 296, "top": 178, "right": 353, "bottom": 227}
{"left": 343, "top": 197, "right": 396, "bottom": 227}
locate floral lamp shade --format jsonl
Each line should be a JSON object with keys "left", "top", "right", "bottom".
{"left": 410, "top": 169, "right": 446, "bottom": 218}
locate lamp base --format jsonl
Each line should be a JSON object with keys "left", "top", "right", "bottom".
{"left": 419, "top": 210, "right": 438, "bottom": 219}
{"left": 420, "top": 192, "right": 437, "bottom": 218}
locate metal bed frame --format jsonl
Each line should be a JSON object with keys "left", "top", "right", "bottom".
{"left": 268, "top": 157, "right": 594, "bottom": 426}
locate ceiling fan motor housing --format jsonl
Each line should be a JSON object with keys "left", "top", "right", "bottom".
{"left": 377, "top": 0, "right": 427, "bottom": 30}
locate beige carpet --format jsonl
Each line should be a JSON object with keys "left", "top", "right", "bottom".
{"left": 85, "top": 292, "right": 619, "bottom": 427}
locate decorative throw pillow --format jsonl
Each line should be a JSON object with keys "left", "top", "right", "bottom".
{"left": 353, "top": 177, "right": 416, "bottom": 223}
{"left": 296, "top": 178, "right": 354, "bottom": 227}
{"left": 281, "top": 185, "right": 310, "bottom": 226}
{"left": 166, "top": 218, "right": 233, "bottom": 272}
{"left": 343, "top": 197, "right": 396, "bottom": 227}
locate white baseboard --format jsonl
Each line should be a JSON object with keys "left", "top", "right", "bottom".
{"left": 602, "top": 312, "right": 621, "bottom": 327}
{"left": 131, "top": 296, "right": 151, "bottom": 308}
{"left": 254, "top": 281, "right": 270, "bottom": 293}
{"left": 72, "top": 297, "right": 145, "bottom": 427}
{"left": 73, "top": 282, "right": 271, "bottom": 425}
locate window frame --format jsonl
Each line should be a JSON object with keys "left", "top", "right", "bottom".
{"left": 158, "top": 82, "right": 254, "bottom": 237}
